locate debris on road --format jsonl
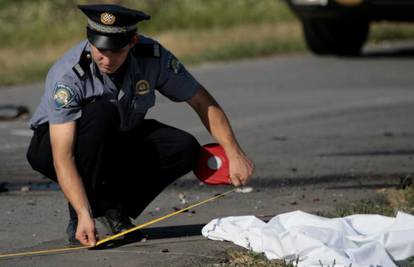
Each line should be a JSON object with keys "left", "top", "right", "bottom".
{"left": 271, "top": 136, "right": 288, "bottom": 141}
{"left": 173, "top": 206, "right": 195, "bottom": 214}
{"left": 235, "top": 187, "right": 253, "bottom": 193}
{"left": 178, "top": 193, "right": 188, "bottom": 204}
{"left": 27, "top": 199, "right": 36, "bottom": 206}
{"left": 20, "top": 186, "right": 30, "bottom": 192}
{"left": 0, "top": 182, "right": 8, "bottom": 193}
{"left": 0, "top": 105, "right": 29, "bottom": 121}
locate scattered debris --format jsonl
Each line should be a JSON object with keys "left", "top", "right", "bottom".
{"left": 178, "top": 193, "right": 188, "bottom": 204}
{"left": 271, "top": 136, "right": 288, "bottom": 141}
{"left": 27, "top": 200, "right": 36, "bottom": 206}
{"left": 376, "top": 188, "right": 387, "bottom": 193}
{"left": 399, "top": 175, "right": 412, "bottom": 189}
{"left": 20, "top": 186, "right": 30, "bottom": 192}
{"left": 236, "top": 187, "right": 253, "bottom": 193}
{"left": 172, "top": 206, "right": 194, "bottom": 213}
{"left": 0, "top": 182, "right": 8, "bottom": 193}
{"left": 0, "top": 105, "right": 30, "bottom": 121}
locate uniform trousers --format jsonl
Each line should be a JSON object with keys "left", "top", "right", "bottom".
{"left": 26, "top": 100, "right": 201, "bottom": 218}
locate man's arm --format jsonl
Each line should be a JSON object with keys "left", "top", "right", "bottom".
{"left": 49, "top": 122, "right": 97, "bottom": 246}
{"left": 187, "top": 87, "right": 254, "bottom": 186}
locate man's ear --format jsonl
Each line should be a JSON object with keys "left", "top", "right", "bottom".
{"left": 130, "top": 33, "right": 139, "bottom": 48}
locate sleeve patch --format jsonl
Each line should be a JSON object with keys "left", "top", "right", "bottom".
{"left": 53, "top": 83, "right": 76, "bottom": 109}
{"left": 167, "top": 54, "right": 182, "bottom": 74}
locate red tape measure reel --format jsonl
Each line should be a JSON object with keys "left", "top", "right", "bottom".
{"left": 194, "top": 143, "right": 231, "bottom": 185}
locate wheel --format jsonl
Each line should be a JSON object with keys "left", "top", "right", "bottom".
{"left": 302, "top": 18, "right": 369, "bottom": 56}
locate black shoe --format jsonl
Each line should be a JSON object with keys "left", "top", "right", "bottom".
{"left": 98, "top": 208, "right": 146, "bottom": 241}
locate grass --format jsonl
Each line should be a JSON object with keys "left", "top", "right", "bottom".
{"left": 370, "top": 22, "right": 414, "bottom": 44}
{"left": 1, "top": 0, "right": 414, "bottom": 86}
{"left": 215, "top": 182, "right": 414, "bottom": 267}
{"left": 0, "top": 21, "right": 304, "bottom": 86}
{"left": 0, "top": 0, "right": 297, "bottom": 86}
{"left": 211, "top": 249, "right": 297, "bottom": 267}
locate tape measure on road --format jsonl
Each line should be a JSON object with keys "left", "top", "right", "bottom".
{"left": 0, "top": 188, "right": 236, "bottom": 259}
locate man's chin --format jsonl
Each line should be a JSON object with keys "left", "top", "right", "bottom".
{"left": 100, "top": 66, "right": 117, "bottom": 74}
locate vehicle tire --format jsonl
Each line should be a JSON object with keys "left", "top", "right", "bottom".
{"left": 302, "top": 18, "right": 369, "bottom": 56}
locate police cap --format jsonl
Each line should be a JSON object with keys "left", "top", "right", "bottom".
{"left": 78, "top": 4, "right": 150, "bottom": 50}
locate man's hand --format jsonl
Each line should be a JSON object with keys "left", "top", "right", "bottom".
{"left": 228, "top": 151, "right": 254, "bottom": 187}
{"left": 187, "top": 88, "right": 255, "bottom": 186}
{"left": 50, "top": 122, "right": 97, "bottom": 246}
{"left": 76, "top": 212, "right": 98, "bottom": 246}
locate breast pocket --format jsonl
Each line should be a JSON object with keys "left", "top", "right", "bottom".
{"left": 132, "top": 90, "right": 155, "bottom": 113}
{"left": 125, "top": 90, "right": 156, "bottom": 130}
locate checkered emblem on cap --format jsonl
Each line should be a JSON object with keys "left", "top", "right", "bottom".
{"left": 100, "top": 12, "right": 116, "bottom": 25}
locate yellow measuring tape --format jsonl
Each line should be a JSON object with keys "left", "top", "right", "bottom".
{"left": 0, "top": 188, "right": 236, "bottom": 259}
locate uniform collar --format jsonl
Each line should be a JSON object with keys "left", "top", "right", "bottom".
{"left": 84, "top": 42, "right": 103, "bottom": 81}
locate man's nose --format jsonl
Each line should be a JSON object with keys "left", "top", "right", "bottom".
{"left": 100, "top": 54, "right": 113, "bottom": 64}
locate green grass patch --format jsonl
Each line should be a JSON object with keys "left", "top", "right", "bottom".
{"left": 370, "top": 22, "right": 414, "bottom": 43}
{"left": 0, "top": 0, "right": 294, "bottom": 49}
{"left": 0, "top": 61, "right": 51, "bottom": 86}
{"left": 1, "top": 0, "right": 414, "bottom": 86}
{"left": 212, "top": 249, "right": 297, "bottom": 267}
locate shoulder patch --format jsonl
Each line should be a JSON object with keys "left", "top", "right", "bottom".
{"left": 167, "top": 53, "right": 182, "bottom": 74}
{"left": 132, "top": 43, "right": 161, "bottom": 58}
{"left": 53, "top": 83, "right": 76, "bottom": 109}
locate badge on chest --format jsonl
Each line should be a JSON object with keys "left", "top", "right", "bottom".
{"left": 135, "top": 80, "right": 150, "bottom": 95}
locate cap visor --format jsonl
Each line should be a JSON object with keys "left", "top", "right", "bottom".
{"left": 87, "top": 28, "right": 129, "bottom": 50}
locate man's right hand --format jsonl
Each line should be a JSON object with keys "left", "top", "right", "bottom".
{"left": 76, "top": 213, "right": 98, "bottom": 246}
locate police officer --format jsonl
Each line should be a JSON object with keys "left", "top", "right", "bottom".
{"left": 27, "top": 4, "right": 254, "bottom": 247}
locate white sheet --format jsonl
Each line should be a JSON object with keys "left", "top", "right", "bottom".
{"left": 202, "top": 210, "right": 414, "bottom": 267}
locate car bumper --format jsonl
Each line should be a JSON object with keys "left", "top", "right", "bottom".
{"left": 287, "top": 0, "right": 414, "bottom": 21}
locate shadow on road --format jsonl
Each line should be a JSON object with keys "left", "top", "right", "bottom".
{"left": 93, "top": 224, "right": 206, "bottom": 250}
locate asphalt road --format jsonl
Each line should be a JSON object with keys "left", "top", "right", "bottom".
{"left": 1, "top": 44, "right": 414, "bottom": 185}
{"left": 0, "top": 42, "right": 414, "bottom": 266}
